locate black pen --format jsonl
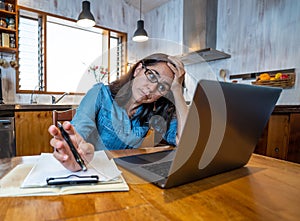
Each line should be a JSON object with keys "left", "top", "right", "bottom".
{"left": 57, "top": 122, "right": 87, "bottom": 171}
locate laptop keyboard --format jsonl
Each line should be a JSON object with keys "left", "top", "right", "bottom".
{"left": 141, "top": 161, "right": 172, "bottom": 177}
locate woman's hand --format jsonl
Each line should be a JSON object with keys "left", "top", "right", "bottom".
{"left": 48, "top": 121, "right": 94, "bottom": 171}
{"left": 167, "top": 56, "right": 186, "bottom": 92}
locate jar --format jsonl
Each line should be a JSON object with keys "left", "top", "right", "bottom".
{"left": 7, "top": 18, "right": 15, "bottom": 29}
{"left": 0, "top": 1, "right": 5, "bottom": 10}
{"left": 0, "top": 18, "right": 6, "bottom": 28}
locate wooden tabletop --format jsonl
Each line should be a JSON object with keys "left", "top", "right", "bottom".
{"left": 0, "top": 148, "right": 300, "bottom": 221}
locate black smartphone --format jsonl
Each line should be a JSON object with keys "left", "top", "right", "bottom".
{"left": 57, "top": 122, "right": 87, "bottom": 171}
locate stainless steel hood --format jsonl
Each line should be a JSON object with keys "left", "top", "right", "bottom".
{"left": 177, "top": 0, "right": 230, "bottom": 65}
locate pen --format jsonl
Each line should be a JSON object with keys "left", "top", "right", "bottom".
{"left": 57, "top": 122, "right": 87, "bottom": 171}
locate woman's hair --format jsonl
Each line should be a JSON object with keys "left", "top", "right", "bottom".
{"left": 108, "top": 53, "right": 178, "bottom": 135}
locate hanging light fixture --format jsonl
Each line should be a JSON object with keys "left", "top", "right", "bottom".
{"left": 77, "top": 1, "right": 96, "bottom": 28}
{"left": 132, "top": 0, "right": 149, "bottom": 42}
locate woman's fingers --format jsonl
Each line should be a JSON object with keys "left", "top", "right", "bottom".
{"left": 167, "top": 56, "right": 185, "bottom": 91}
{"left": 78, "top": 142, "right": 95, "bottom": 163}
{"left": 53, "top": 149, "right": 81, "bottom": 171}
{"left": 167, "top": 56, "right": 185, "bottom": 77}
{"left": 48, "top": 121, "right": 95, "bottom": 172}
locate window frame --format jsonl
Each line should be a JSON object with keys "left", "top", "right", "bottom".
{"left": 16, "top": 6, "right": 127, "bottom": 95}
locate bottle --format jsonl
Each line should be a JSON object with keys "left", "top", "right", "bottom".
{"left": 7, "top": 3, "right": 14, "bottom": 12}
{"left": 9, "top": 33, "right": 15, "bottom": 48}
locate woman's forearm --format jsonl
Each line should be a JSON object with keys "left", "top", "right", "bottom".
{"left": 172, "top": 87, "right": 189, "bottom": 144}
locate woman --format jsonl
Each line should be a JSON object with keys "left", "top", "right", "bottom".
{"left": 48, "top": 53, "right": 188, "bottom": 171}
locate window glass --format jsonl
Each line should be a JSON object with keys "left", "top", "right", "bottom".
{"left": 110, "top": 37, "right": 119, "bottom": 82}
{"left": 18, "top": 16, "right": 39, "bottom": 90}
{"left": 17, "top": 9, "right": 126, "bottom": 94}
{"left": 46, "top": 18, "right": 103, "bottom": 92}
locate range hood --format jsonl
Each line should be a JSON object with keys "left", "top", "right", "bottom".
{"left": 176, "top": 0, "right": 230, "bottom": 65}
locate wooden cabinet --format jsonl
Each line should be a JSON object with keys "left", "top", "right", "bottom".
{"left": 15, "top": 111, "right": 53, "bottom": 156}
{"left": 266, "top": 114, "right": 290, "bottom": 159}
{"left": 0, "top": 0, "right": 18, "bottom": 53}
{"left": 288, "top": 113, "right": 300, "bottom": 163}
{"left": 255, "top": 112, "right": 300, "bottom": 163}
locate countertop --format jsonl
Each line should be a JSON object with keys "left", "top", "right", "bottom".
{"left": 0, "top": 104, "right": 77, "bottom": 111}
{"left": 0, "top": 104, "right": 299, "bottom": 112}
{"left": 273, "top": 105, "right": 300, "bottom": 113}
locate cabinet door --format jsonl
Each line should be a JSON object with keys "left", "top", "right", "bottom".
{"left": 288, "top": 113, "right": 300, "bottom": 163}
{"left": 15, "top": 111, "right": 53, "bottom": 156}
{"left": 266, "top": 114, "right": 290, "bottom": 160}
{"left": 254, "top": 124, "right": 269, "bottom": 155}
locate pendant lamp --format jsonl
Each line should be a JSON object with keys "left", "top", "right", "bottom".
{"left": 77, "top": 1, "right": 96, "bottom": 28}
{"left": 132, "top": 0, "right": 149, "bottom": 42}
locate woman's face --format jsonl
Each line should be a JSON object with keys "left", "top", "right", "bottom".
{"left": 132, "top": 61, "right": 174, "bottom": 104}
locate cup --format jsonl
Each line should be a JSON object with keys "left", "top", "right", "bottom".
{"left": 10, "top": 60, "right": 18, "bottom": 68}
{"left": 0, "top": 58, "right": 5, "bottom": 66}
{"left": 2, "top": 59, "right": 9, "bottom": 68}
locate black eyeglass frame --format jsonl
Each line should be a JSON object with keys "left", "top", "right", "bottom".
{"left": 141, "top": 61, "right": 171, "bottom": 95}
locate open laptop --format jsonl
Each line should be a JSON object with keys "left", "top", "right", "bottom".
{"left": 115, "top": 80, "right": 282, "bottom": 188}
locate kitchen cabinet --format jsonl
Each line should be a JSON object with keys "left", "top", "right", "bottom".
{"left": 266, "top": 114, "right": 290, "bottom": 159}
{"left": 255, "top": 108, "right": 300, "bottom": 164}
{"left": 288, "top": 113, "right": 300, "bottom": 163}
{"left": 15, "top": 111, "right": 53, "bottom": 156}
{"left": 0, "top": 0, "right": 18, "bottom": 53}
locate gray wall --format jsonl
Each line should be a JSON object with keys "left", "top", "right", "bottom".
{"left": 215, "top": 0, "right": 300, "bottom": 105}
{"left": 144, "top": 0, "right": 300, "bottom": 104}
{"left": 1, "top": 0, "right": 299, "bottom": 105}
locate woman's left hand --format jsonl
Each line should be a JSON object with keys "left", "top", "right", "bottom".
{"left": 167, "top": 56, "right": 186, "bottom": 92}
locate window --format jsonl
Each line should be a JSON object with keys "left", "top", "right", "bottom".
{"left": 17, "top": 8, "right": 127, "bottom": 93}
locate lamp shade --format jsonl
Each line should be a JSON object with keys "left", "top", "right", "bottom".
{"left": 132, "top": 20, "right": 149, "bottom": 42}
{"left": 77, "top": 1, "right": 95, "bottom": 28}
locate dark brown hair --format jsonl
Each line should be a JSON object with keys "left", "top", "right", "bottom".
{"left": 108, "top": 53, "right": 177, "bottom": 136}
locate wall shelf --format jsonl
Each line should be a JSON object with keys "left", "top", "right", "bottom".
{"left": 0, "top": 0, "right": 18, "bottom": 54}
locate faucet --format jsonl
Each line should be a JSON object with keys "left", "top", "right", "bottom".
{"left": 30, "top": 86, "right": 39, "bottom": 104}
{"left": 52, "top": 92, "right": 69, "bottom": 104}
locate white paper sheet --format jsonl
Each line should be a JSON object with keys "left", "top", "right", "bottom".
{"left": 21, "top": 151, "right": 122, "bottom": 188}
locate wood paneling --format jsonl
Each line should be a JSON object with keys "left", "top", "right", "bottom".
{"left": 15, "top": 111, "right": 53, "bottom": 156}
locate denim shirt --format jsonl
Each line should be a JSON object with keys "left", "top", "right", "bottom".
{"left": 71, "top": 83, "right": 177, "bottom": 150}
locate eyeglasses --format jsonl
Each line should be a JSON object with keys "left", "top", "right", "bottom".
{"left": 142, "top": 62, "right": 171, "bottom": 95}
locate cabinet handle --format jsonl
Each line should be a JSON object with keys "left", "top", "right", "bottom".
{"left": 274, "top": 147, "right": 279, "bottom": 153}
{"left": 0, "top": 120, "right": 11, "bottom": 124}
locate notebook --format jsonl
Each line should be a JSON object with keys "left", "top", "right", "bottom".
{"left": 0, "top": 151, "right": 129, "bottom": 197}
{"left": 115, "top": 80, "right": 282, "bottom": 188}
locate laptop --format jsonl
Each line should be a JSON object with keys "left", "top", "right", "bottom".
{"left": 115, "top": 80, "right": 282, "bottom": 188}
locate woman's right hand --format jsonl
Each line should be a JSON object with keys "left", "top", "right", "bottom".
{"left": 48, "top": 121, "right": 94, "bottom": 171}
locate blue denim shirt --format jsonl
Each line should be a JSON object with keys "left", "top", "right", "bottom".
{"left": 71, "top": 83, "right": 177, "bottom": 150}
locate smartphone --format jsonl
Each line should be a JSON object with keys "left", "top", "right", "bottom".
{"left": 57, "top": 122, "right": 87, "bottom": 171}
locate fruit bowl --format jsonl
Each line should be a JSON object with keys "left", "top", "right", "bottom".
{"left": 251, "top": 72, "right": 295, "bottom": 89}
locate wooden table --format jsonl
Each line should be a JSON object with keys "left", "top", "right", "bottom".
{"left": 0, "top": 148, "right": 299, "bottom": 221}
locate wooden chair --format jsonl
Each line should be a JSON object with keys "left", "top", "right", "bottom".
{"left": 52, "top": 109, "right": 77, "bottom": 126}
